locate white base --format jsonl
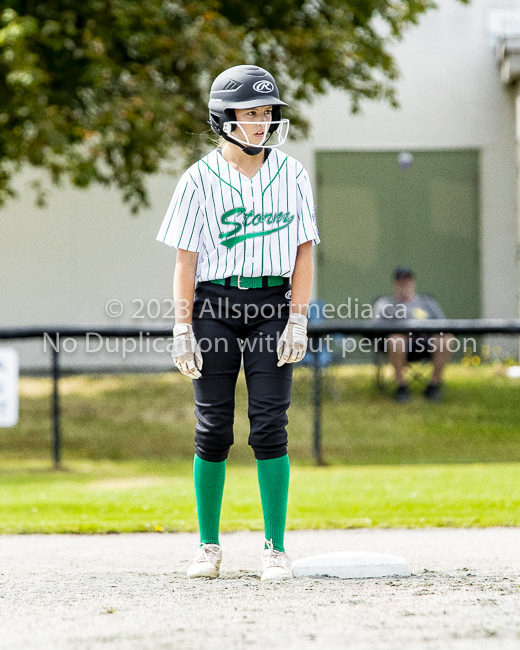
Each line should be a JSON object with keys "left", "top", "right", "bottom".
{"left": 291, "top": 551, "right": 411, "bottom": 579}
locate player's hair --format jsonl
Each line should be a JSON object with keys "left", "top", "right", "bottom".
{"left": 208, "top": 134, "right": 226, "bottom": 150}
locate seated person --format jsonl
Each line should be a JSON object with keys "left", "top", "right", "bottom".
{"left": 373, "top": 266, "right": 454, "bottom": 402}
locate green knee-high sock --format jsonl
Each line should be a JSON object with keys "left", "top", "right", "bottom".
{"left": 193, "top": 454, "right": 226, "bottom": 546}
{"left": 256, "top": 454, "right": 290, "bottom": 553}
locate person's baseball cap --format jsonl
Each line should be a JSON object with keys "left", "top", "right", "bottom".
{"left": 394, "top": 266, "right": 414, "bottom": 280}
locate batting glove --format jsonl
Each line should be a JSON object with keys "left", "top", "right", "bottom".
{"left": 277, "top": 313, "right": 308, "bottom": 367}
{"left": 172, "top": 323, "right": 203, "bottom": 379}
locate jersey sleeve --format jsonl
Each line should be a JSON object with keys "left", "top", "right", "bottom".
{"left": 373, "top": 297, "right": 393, "bottom": 320}
{"left": 156, "top": 170, "right": 203, "bottom": 251}
{"left": 296, "top": 169, "right": 320, "bottom": 246}
{"left": 424, "top": 296, "right": 446, "bottom": 319}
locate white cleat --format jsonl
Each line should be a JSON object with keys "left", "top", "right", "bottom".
{"left": 187, "top": 543, "right": 222, "bottom": 579}
{"left": 261, "top": 539, "right": 293, "bottom": 581}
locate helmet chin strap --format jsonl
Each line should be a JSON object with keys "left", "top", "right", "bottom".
{"left": 242, "top": 146, "right": 263, "bottom": 157}
{"left": 222, "top": 133, "right": 262, "bottom": 156}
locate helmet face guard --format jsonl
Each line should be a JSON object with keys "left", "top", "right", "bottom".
{"left": 208, "top": 65, "right": 290, "bottom": 155}
{"left": 222, "top": 119, "right": 290, "bottom": 149}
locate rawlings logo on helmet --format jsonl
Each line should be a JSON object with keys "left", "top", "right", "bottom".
{"left": 253, "top": 80, "right": 274, "bottom": 93}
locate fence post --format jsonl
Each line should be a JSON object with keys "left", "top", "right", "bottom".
{"left": 51, "top": 340, "right": 62, "bottom": 469}
{"left": 312, "top": 339, "right": 324, "bottom": 465}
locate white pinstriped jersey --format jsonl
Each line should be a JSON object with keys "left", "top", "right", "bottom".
{"left": 156, "top": 148, "right": 320, "bottom": 281}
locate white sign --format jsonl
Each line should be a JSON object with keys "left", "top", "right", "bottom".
{"left": 0, "top": 348, "right": 19, "bottom": 427}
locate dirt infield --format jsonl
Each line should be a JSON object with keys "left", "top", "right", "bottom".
{"left": 1, "top": 528, "right": 519, "bottom": 649}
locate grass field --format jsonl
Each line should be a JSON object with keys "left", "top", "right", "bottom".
{"left": 0, "top": 460, "right": 518, "bottom": 533}
{"left": 4, "top": 363, "right": 520, "bottom": 465}
{"left": 1, "top": 363, "right": 519, "bottom": 533}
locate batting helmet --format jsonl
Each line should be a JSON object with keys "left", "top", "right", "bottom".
{"left": 208, "top": 65, "right": 289, "bottom": 155}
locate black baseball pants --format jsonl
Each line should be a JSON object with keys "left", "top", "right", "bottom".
{"left": 191, "top": 280, "right": 292, "bottom": 462}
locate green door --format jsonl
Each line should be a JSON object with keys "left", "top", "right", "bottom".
{"left": 316, "top": 150, "right": 480, "bottom": 318}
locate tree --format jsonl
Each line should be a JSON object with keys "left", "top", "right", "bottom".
{"left": 0, "top": 0, "right": 441, "bottom": 212}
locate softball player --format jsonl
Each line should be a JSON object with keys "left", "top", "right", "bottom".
{"left": 157, "top": 64, "right": 320, "bottom": 581}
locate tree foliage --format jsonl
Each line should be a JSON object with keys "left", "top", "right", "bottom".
{"left": 0, "top": 0, "right": 438, "bottom": 211}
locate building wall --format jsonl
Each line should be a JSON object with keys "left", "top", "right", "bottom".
{"left": 0, "top": 169, "right": 181, "bottom": 370}
{"left": 1, "top": 0, "right": 518, "bottom": 369}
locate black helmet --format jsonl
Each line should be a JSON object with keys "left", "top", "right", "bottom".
{"left": 208, "top": 65, "right": 289, "bottom": 155}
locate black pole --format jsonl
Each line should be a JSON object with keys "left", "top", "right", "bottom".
{"left": 51, "top": 341, "right": 62, "bottom": 469}
{"left": 312, "top": 338, "right": 324, "bottom": 465}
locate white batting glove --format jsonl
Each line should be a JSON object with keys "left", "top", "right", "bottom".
{"left": 172, "top": 323, "right": 203, "bottom": 379}
{"left": 277, "top": 313, "right": 308, "bottom": 367}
